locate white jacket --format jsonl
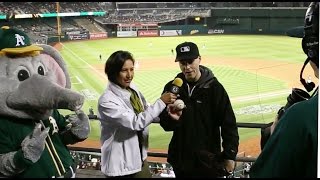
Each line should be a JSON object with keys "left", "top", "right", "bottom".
{"left": 98, "top": 82, "right": 166, "bottom": 176}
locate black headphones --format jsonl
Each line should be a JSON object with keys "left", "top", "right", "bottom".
{"left": 299, "top": 2, "right": 318, "bottom": 93}
{"left": 299, "top": 58, "right": 316, "bottom": 92}
{"left": 302, "top": 36, "right": 319, "bottom": 65}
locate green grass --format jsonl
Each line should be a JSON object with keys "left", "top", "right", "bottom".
{"left": 59, "top": 35, "right": 305, "bottom": 149}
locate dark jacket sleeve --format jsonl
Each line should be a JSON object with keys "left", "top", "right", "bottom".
{"left": 215, "top": 82, "right": 239, "bottom": 160}
{"left": 159, "top": 81, "right": 181, "bottom": 131}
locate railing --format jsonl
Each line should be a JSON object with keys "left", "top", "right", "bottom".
{"left": 80, "top": 115, "right": 264, "bottom": 163}
{"left": 69, "top": 144, "right": 258, "bottom": 162}
{"left": 69, "top": 116, "right": 265, "bottom": 178}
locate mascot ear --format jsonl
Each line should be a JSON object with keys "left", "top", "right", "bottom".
{"left": 41, "top": 54, "right": 67, "bottom": 88}
{"left": 38, "top": 44, "right": 72, "bottom": 89}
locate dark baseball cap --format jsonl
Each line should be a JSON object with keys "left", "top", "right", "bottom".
{"left": 0, "top": 26, "right": 43, "bottom": 54}
{"left": 175, "top": 42, "right": 200, "bottom": 62}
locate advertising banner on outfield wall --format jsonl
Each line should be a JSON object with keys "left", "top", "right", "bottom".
{"left": 208, "top": 29, "right": 225, "bottom": 34}
{"left": 159, "top": 30, "right": 182, "bottom": 37}
{"left": 138, "top": 30, "right": 159, "bottom": 37}
{"left": 68, "top": 34, "right": 89, "bottom": 40}
{"left": 89, "top": 32, "right": 108, "bottom": 40}
{"left": 117, "top": 31, "right": 137, "bottom": 37}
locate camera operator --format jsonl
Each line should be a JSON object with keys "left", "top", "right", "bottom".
{"left": 260, "top": 87, "right": 313, "bottom": 149}
{"left": 250, "top": 2, "right": 318, "bottom": 178}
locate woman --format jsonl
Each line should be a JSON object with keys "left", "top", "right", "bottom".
{"left": 98, "top": 50, "right": 176, "bottom": 178}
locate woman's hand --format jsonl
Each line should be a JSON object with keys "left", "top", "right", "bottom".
{"left": 160, "top": 92, "right": 177, "bottom": 104}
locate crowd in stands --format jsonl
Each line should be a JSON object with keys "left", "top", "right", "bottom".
{"left": 97, "top": 2, "right": 308, "bottom": 24}
{"left": 115, "top": 2, "right": 309, "bottom": 9}
{"left": 0, "top": 18, "right": 93, "bottom": 44}
{"left": 70, "top": 150, "right": 176, "bottom": 177}
{"left": 0, "top": 2, "right": 107, "bottom": 42}
{"left": 0, "top": 2, "right": 309, "bottom": 16}
{"left": 149, "top": 162, "right": 175, "bottom": 178}
{"left": 0, "top": 2, "right": 104, "bottom": 15}
{"left": 69, "top": 149, "right": 255, "bottom": 178}
{"left": 70, "top": 151, "right": 102, "bottom": 170}
{"left": 95, "top": 8, "right": 210, "bottom": 24}
{"left": 209, "top": 2, "right": 309, "bottom": 8}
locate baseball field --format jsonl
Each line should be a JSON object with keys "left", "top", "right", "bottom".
{"left": 58, "top": 35, "right": 316, "bottom": 157}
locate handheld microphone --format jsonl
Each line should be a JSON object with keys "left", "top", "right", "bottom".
{"left": 300, "top": 58, "right": 315, "bottom": 92}
{"left": 170, "top": 78, "right": 183, "bottom": 95}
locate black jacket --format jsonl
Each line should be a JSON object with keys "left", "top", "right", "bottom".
{"left": 159, "top": 65, "right": 239, "bottom": 171}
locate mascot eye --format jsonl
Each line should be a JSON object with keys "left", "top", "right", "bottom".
{"left": 17, "top": 69, "right": 30, "bottom": 81}
{"left": 38, "top": 66, "right": 45, "bottom": 75}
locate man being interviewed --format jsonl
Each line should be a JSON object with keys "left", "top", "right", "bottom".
{"left": 158, "top": 42, "right": 239, "bottom": 178}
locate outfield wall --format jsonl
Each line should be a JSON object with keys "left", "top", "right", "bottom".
{"left": 158, "top": 8, "right": 307, "bottom": 36}
{"left": 206, "top": 8, "right": 307, "bottom": 35}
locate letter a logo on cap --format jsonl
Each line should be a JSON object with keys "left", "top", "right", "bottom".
{"left": 15, "top": 34, "right": 26, "bottom": 47}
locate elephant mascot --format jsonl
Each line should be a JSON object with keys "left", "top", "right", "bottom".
{"left": 0, "top": 26, "right": 90, "bottom": 178}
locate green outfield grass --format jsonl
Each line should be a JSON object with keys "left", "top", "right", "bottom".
{"left": 59, "top": 35, "right": 306, "bottom": 149}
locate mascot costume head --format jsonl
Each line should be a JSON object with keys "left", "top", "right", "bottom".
{"left": 0, "top": 26, "right": 90, "bottom": 178}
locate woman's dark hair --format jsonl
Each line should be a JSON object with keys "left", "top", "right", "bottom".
{"left": 105, "top": 50, "right": 135, "bottom": 84}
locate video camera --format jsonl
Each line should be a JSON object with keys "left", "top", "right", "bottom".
{"left": 260, "top": 88, "right": 311, "bottom": 150}
{"left": 277, "top": 88, "right": 311, "bottom": 119}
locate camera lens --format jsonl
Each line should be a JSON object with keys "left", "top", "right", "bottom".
{"left": 278, "top": 88, "right": 311, "bottom": 118}
{"left": 286, "top": 88, "right": 310, "bottom": 107}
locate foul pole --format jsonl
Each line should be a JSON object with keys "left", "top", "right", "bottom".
{"left": 56, "top": 2, "right": 61, "bottom": 42}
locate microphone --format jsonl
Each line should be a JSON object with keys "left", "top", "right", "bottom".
{"left": 169, "top": 78, "right": 183, "bottom": 95}
{"left": 300, "top": 58, "right": 315, "bottom": 92}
